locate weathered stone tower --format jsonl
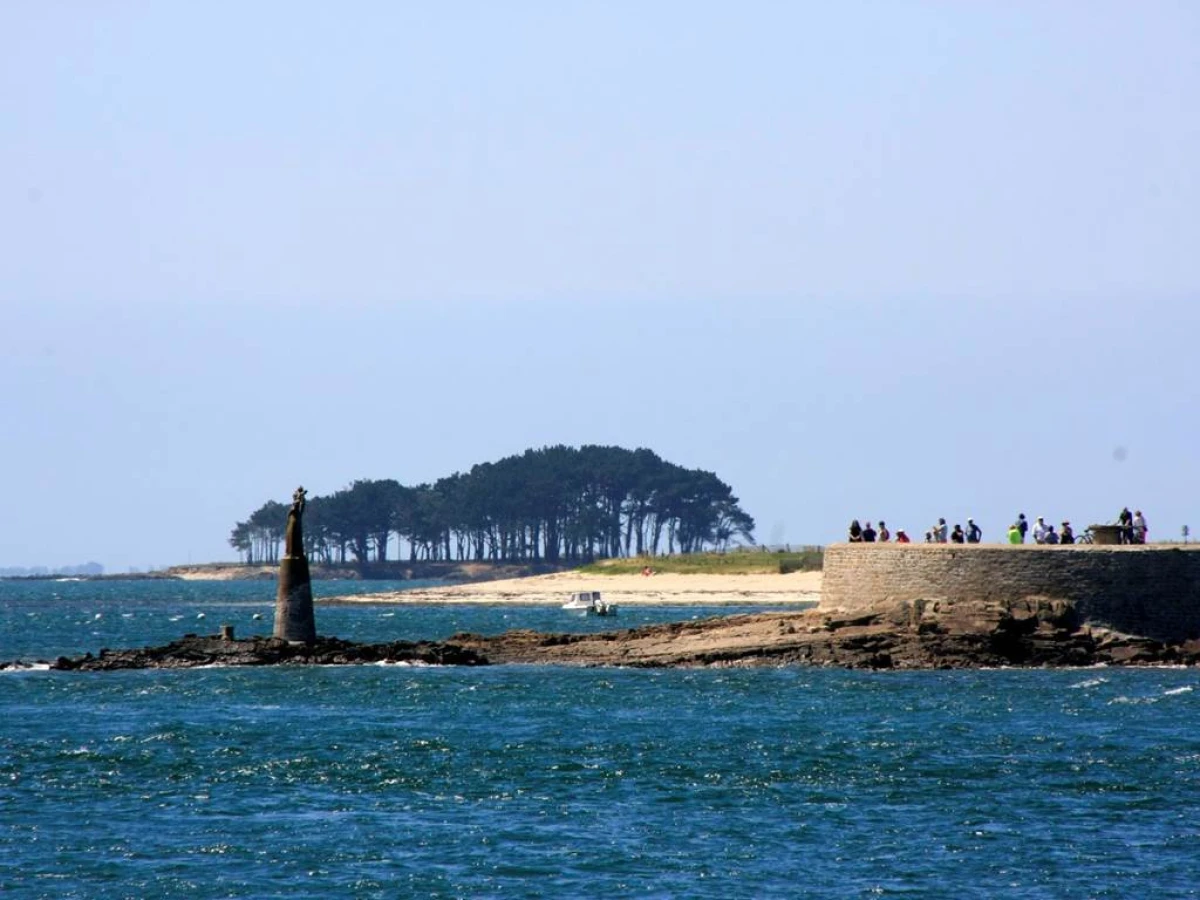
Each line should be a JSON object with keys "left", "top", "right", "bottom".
{"left": 274, "top": 486, "right": 316, "bottom": 643}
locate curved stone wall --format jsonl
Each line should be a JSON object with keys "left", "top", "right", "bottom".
{"left": 821, "top": 544, "right": 1200, "bottom": 643}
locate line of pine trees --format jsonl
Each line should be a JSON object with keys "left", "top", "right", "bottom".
{"left": 229, "top": 445, "right": 756, "bottom": 565}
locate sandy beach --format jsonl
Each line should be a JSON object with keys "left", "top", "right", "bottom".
{"left": 327, "top": 570, "right": 823, "bottom": 606}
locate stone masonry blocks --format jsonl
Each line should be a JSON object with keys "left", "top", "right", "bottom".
{"left": 821, "top": 544, "right": 1200, "bottom": 643}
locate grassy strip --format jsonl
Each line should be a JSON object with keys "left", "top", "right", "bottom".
{"left": 577, "top": 547, "right": 824, "bottom": 576}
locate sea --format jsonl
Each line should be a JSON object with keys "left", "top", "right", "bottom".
{"left": 2, "top": 579, "right": 1199, "bottom": 899}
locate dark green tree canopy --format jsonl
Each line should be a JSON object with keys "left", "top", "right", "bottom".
{"left": 233, "top": 445, "right": 755, "bottom": 564}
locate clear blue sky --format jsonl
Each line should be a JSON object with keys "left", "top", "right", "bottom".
{"left": 3, "top": 2, "right": 1197, "bottom": 571}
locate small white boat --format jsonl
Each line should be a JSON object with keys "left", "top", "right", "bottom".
{"left": 561, "top": 590, "right": 617, "bottom": 616}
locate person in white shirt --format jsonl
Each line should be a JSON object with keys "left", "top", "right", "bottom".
{"left": 1032, "top": 516, "right": 1049, "bottom": 544}
{"left": 1132, "top": 511, "right": 1148, "bottom": 544}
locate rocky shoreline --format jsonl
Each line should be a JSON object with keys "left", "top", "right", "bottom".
{"left": 9, "top": 596, "right": 1200, "bottom": 671}
{"left": 450, "top": 596, "right": 1200, "bottom": 668}
{"left": 14, "top": 635, "right": 487, "bottom": 672}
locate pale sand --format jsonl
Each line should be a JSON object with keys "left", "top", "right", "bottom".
{"left": 173, "top": 566, "right": 275, "bottom": 581}
{"left": 327, "top": 570, "right": 823, "bottom": 606}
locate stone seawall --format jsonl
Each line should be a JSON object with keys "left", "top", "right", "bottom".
{"left": 821, "top": 544, "right": 1200, "bottom": 643}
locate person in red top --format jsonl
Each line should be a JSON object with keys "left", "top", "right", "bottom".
{"left": 895, "top": 528, "right": 911, "bottom": 543}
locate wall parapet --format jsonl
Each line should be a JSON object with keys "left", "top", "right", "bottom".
{"left": 821, "top": 544, "right": 1200, "bottom": 643}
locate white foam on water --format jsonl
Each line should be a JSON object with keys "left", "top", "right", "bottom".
{"left": 1, "top": 662, "right": 52, "bottom": 673}
{"left": 372, "top": 659, "right": 431, "bottom": 667}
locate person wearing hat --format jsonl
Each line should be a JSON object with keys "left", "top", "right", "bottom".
{"left": 895, "top": 528, "right": 911, "bottom": 544}
{"left": 1060, "top": 521, "right": 1075, "bottom": 544}
{"left": 966, "top": 518, "right": 982, "bottom": 543}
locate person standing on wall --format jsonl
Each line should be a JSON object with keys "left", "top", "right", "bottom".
{"left": 878, "top": 521, "right": 891, "bottom": 542}
{"left": 966, "top": 518, "right": 982, "bottom": 543}
{"left": 1118, "top": 507, "right": 1134, "bottom": 544}
{"left": 1033, "top": 516, "right": 1049, "bottom": 544}
{"left": 1132, "top": 510, "right": 1148, "bottom": 544}
{"left": 1017, "top": 513, "right": 1028, "bottom": 543}
{"left": 862, "top": 521, "right": 877, "bottom": 542}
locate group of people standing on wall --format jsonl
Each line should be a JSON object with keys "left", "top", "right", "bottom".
{"left": 1006, "top": 508, "right": 1147, "bottom": 544}
{"left": 1116, "top": 507, "right": 1149, "bottom": 544}
{"left": 924, "top": 518, "right": 982, "bottom": 544}
{"left": 1006, "top": 514, "right": 1073, "bottom": 544}
{"left": 848, "top": 508, "right": 1149, "bottom": 546}
{"left": 847, "top": 518, "right": 981, "bottom": 545}
{"left": 847, "top": 520, "right": 907, "bottom": 543}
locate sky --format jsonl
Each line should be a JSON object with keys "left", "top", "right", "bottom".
{"left": 2, "top": 2, "right": 1197, "bottom": 571}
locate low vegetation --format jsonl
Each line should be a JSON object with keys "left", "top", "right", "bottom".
{"left": 578, "top": 547, "right": 824, "bottom": 576}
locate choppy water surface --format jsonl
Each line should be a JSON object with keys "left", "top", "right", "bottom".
{"left": 2, "top": 580, "right": 1198, "bottom": 898}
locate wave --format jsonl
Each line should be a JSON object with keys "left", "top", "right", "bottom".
{"left": 0, "top": 661, "right": 52, "bottom": 672}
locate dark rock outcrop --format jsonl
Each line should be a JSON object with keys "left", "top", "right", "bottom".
{"left": 450, "top": 597, "right": 1200, "bottom": 668}
{"left": 31, "top": 635, "right": 486, "bottom": 672}
{"left": 8, "top": 597, "right": 1200, "bottom": 672}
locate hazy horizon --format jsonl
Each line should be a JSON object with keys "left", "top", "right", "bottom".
{"left": 4, "top": 3, "right": 1197, "bottom": 571}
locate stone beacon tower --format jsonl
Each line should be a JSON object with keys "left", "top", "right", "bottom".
{"left": 274, "top": 486, "right": 317, "bottom": 643}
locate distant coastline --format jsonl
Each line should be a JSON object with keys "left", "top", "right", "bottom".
{"left": 162, "top": 560, "right": 571, "bottom": 583}
{"left": 0, "top": 562, "right": 105, "bottom": 579}
{"left": 0, "top": 571, "right": 174, "bottom": 583}
{"left": 0, "top": 560, "right": 568, "bottom": 584}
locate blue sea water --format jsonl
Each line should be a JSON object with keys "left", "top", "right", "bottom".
{"left": 2, "top": 580, "right": 1199, "bottom": 899}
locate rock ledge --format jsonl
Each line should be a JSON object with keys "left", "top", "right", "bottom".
{"left": 34, "top": 635, "right": 486, "bottom": 671}
{"left": 11, "top": 597, "right": 1200, "bottom": 671}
